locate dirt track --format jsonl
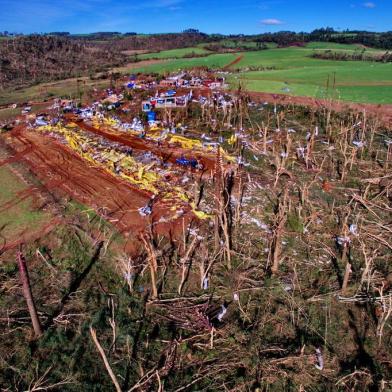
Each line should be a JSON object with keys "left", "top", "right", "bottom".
{"left": 74, "top": 119, "right": 220, "bottom": 171}
{"left": 247, "top": 91, "right": 392, "bottom": 127}
{"left": 223, "top": 55, "right": 244, "bottom": 70}
{"left": 2, "top": 127, "right": 198, "bottom": 253}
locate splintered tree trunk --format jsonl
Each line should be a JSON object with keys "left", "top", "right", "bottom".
{"left": 17, "top": 250, "right": 42, "bottom": 337}
{"left": 141, "top": 235, "right": 158, "bottom": 299}
{"left": 342, "top": 262, "right": 352, "bottom": 294}
{"left": 214, "top": 147, "right": 223, "bottom": 250}
{"left": 271, "top": 190, "right": 288, "bottom": 275}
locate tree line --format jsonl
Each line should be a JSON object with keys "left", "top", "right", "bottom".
{"left": 311, "top": 49, "right": 392, "bottom": 63}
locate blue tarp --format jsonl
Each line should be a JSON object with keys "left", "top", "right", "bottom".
{"left": 176, "top": 157, "right": 198, "bottom": 168}
{"left": 147, "top": 111, "right": 156, "bottom": 122}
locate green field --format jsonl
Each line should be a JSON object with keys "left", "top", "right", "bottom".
{"left": 128, "top": 43, "right": 392, "bottom": 104}
{"left": 0, "top": 162, "right": 50, "bottom": 242}
{"left": 138, "top": 47, "right": 210, "bottom": 60}
{"left": 230, "top": 47, "right": 392, "bottom": 103}
{"left": 131, "top": 52, "right": 237, "bottom": 74}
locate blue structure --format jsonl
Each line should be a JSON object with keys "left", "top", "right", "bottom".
{"left": 176, "top": 156, "right": 198, "bottom": 168}
{"left": 147, "top": 111, "right": 156, "bottom": 122}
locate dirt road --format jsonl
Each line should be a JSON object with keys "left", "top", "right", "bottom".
{"left": 2, "top": 127, "right": 198, "bottom": 254}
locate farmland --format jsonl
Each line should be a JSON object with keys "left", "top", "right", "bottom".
{"left": 132, "top": 43, "right": 392, "bottom": 104}
{"left": 137, "top": 46, "right": 210, "bottom": 59}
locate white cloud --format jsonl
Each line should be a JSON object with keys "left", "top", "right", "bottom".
{"left": 363, "top": 2, "right": 376, "bottom": 8}
{"left": 261, "top": 18, "right": 284, "bottom": 25}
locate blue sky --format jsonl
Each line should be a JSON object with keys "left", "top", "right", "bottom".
{"left": 0, "top": 0, "right": 390, "bottom": 34}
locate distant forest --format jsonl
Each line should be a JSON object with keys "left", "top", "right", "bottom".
{"left": 1, "top": 28, "right": 392, "bottom": 91}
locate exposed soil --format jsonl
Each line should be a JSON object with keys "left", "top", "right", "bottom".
{"left": 247, "top": 91, "right": 392, "bottom": 127}
{"left": 1, "top": 127, "right": 201, "bottom": 254}
{"left": 72, "top": 118, "right": 220, "bottom": 172}
{"left": 223, "top": 55, "right": 244, "bottom": 70}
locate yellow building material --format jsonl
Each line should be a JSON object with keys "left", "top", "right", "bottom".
{"left": 35, "top": 122, "right": 215, "bottom": 222}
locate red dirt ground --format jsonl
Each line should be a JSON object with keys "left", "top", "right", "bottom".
{"left": 72, "top": 118, "right": 221, "bottom": 172}
{"left": 223, "top": 55, "right": 244, "bottom": 70}
{"left": 1, "top": 127, "right": 201, "bottom": 254}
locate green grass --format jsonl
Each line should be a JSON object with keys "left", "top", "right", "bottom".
{"left": 131, "top": 53, "right": 237, "bottom": 74}
{"left": 0, "top": 164, "right": 50, "bottom": 242}
{"left": 128, "top": 43, "right": 392, "bottom": 103}
{"left": 138, "top": 47, "right": 210, "bottom": 60}
{"left": 228, "top": 47, "right": 392, "bottom": 104}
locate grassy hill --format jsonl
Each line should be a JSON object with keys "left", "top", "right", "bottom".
{"left": 137, "top": 47, "right": 210, "bottom": 60}
{"left": 130, "top": 43, "right": 392, "bottom": 104}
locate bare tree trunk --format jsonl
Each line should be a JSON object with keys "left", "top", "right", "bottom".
{"left": 90, "top": 327, "right": 122, "bottom": 392}
{"left": 342, "top": 262, "right": 352, "bottom": 293}
{"left": 17, "top": 250, "right": 42, "bottom": 337}
{"left": 141, "top": 235, "right": 158, "bottom": 299}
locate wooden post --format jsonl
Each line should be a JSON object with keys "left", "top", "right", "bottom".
{"left": 17, "top": 250, "right": 42, "bottom": 337}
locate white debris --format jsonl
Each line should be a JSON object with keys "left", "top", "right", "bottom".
{"left": 336, "top": 236, "right": 351, "bottom": 246}
{"left": 296, "top": 147, "right": 305, "bottom": 159}
{"left": 203, "top": 277, "right": 209, "bottom": 290}
{"left": 349, "top": 224, "right": 358, "bottom": 236}
{"left": 250, "top": 218, "right": 270, "bottom": 232}
{"left": 233, "top": 292, "right": 239, "bottom": 301}
{"left": 315, "top": 348, "right": 324, "bottom": 370}
{"left": 217, "top": 304, "right": 227, "bottom": 322}
{"left": 138, "top": 205, "right": 152, "bottom": 216}
{"left": 124, "top": 272, "right": 134, "bottom": 282}
{"left": 352, "top": 140, "right": 366, "bottom": 148}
